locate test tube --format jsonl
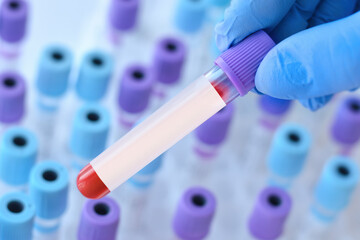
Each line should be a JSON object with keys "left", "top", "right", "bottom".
{"left": 75, "top": 50, "right": 113, "bottom": 103}
{"left": 172, "top": 187, "right": 216, "bottom": 240}
{"left": 0, "top": 0, "right": 28, "bottom": 60}
{"left": 69, "top": 104, "right": 110, "bottom": 172}
{"left": 206, "top": 0, "right": 230, "bottom": 25}
{"left": 77, "top": 197, "right": 120, "bottom": 240}
{"left": 116, "top": 64, "right": 154, "bottom": 133}
{"left": 174, "top": 0, "right": 207, "bottom": 42}
{"left": 77, "top": 30, "right": 275, "bottom": 199}
{"left": 299, "top": 156, "right": 359, "bottom": 239}
{"left": 245, "top": 95, "right": 292, "bottom": 165}
{"left": 246, "top": 186, "right": 292, "bottom": 240}
{"left": 242, "top": 96, "right": 292, "bottom": 188}
{"left": 151, "top": 36, "right": 186, "bottom": 102}
{"left": 0, "top": 191, "right": 35, "bottom": 240}
{"left": 312, "top": 156, "right": 359, "bottom": 221}
{"left": 330, "top": 95, "right": 360, "bottom": 156}
{"left": 174, "top": 104, "right": 235, "bottom": 194}
{"left": 193, "top": 104, "right": 234, "bottom": 160}
{"left": 0, "top": 71, "right": 26, "bottom": 133}
{"left": 173, "top": 0, "right": 208, "bottom": 78}
{"left": 267, "top": 123, "right": 311, "bottom": 189}
{"left": 0, "top": 127, "right": 38, "bottom": 195}
{"left": 29, "top": 161, "right": 69, "bottom": 240}
{"left": 116, "top": 155, "right": 163, "bottom": 237}
{"left": 34, "top": 44, "right": 73, "bottom": 158}
{"left": 107, "top": 0, "right": 139, "bottom": 46}
{"left": 258, "top": 95, "right": 292, "bottom": 130}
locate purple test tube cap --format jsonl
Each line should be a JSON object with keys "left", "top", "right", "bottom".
{"left": 195, "top": 103, "right": 234, "bottom": 146}
{"left": 78, "top": 197, "right": 120, "bottom": 240}
{"left": 173, "top": 187, "right": 216, "bottom": 240}
{"left": 0, "top": 72, "right": 25, "bottom": 123}
{"left": 331, "top": 95, "right": 360, "bottom": 145}
{"left": 215, "top": 31, "right": 275, "bottom": 96}
{"left": 108, "top": 0, "right": 139, "bottom": 32}
{"left": 259, "top": 95, "right": 292, "bottom": 116}
{"left": 0, "top": 0, "right": 28, "bottom": 43}
{"left": 118, "top": 64, "right": 154, "bottom": 114}
{"left": 153, "top": 36, "right": 186, "bottom": 85}
{"left": 248, "top": 187, "right": 292, "bottom": 240}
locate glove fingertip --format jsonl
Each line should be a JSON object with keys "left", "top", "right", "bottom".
{"left": 299, "top": 95, "right": 334, "bottom": 111}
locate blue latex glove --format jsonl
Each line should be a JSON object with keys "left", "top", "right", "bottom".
{"left": 215, "top": 0, "right": 360, "bottom": 110}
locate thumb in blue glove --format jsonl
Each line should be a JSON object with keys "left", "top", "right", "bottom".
{"left": 256, "top": 13, "right": 360, "bottom": 110}
{"left": 215, "top": 0, "right": 360, "bottom": 110}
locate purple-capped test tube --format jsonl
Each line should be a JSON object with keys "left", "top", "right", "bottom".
{"left": 108, "top": 0, "right": 139, "bottom": 46}
{"left": 258, "top": 95, "right": 292, "bottom": 131}
{"left": 0, "top": 71, "right": 25, "bottom": 132}
{"left": 117, "top": 64, "right": 154, "bottom": 131}
{"left": 330, "top": 95, "right": 360, "bottom": 155}
{"left": 78, "top": 197, "right": 120, "bottom": 240}
{"left": 194, "top": 103, "right": 234, "bottom": 159}
{"left": 247, "top": 186, "right": 292, "bottom": 240}
{"left": 0, "top": 0, "right": 28, "bottom": 59}
{"left": 152, "top": 36, "right": 186, "bottom": 101}
{"left": 173, "top": 187, "right": 216, "bottom": 240}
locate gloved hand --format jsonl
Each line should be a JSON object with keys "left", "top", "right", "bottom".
{"left": 215, "top": 0, "right": 360, "bottom": 110}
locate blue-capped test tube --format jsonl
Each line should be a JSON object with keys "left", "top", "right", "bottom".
{"left": 299, "top": 156, "right": 359, "bottom": 239}
{"left": 64, "top": 104, "right": 111, "bottom": 237}
{"left": 69, "top": 104, "right": 110, "bottom": 173}
{"left": 29, "top": 161, "right": 69, "bottom": 240}
{"left": 174, "top": 0, "right": 207, "bottom": 42}
{"left": 75, "top": 49, "right": 113, "bottom": 103}
{"left": 243, "top": 96, "right": 292, "bottom": 185}
{"left": 267, "top": 123, "right": 311, "bottom": 189}
{"left": 173, "top": 0, "right": 208, "bottom": 79}
{"left": 34, "top": 44, "right": 73, "bottom": 158}
{"left": 206, "top": 0, "right": 230, "bottom": 25}
{"left": 64, "top": 50, "right": 112, "bottom": 127}
{"left": 0, "top": 191, "right": 35, "bottom": 240}
{"left": 116, "top": 154, "right": 163, "bottom": 238}
{"left": 0, "top": 127, "right": 38, "bottom": 195}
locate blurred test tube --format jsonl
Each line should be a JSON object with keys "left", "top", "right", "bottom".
{"left": 115, "top": 154, "right": 163, "bottom": 238}
{"left": 34, "top": 44, "right": 73, "bottom": 159}
{"left": 0, "top": 191, "right": 35, "bottom": 240}
{"left": 0, "top": 71, "right": 26, "bottom": 133}
{"left": 0, "top": 0, "right": 28, "bottom": 64}
{"left": 29, "top": 161, "right": 69, "bottom": 240}
{"left": 245, "top": 186, "right": 292, "bottom": 240}
{"left": 0, "top": 127, "right": 38, "bottom": 195}
{"left": 298, "top": 156, "right": 359, "bottom": 239}
{"left": 172, "top": 187, "right": 216, "bottom": 240}
{"left": 151, "top": 36, "right": 186, "bottom": 105}
{"left": 116, "top": 63, "right": 154, "bottom": 136}
{"left": 267, "top": 123, "right": 312, "bottom": 189}
{"left": 77, "top": 197, "right": 120, "bottom": 240}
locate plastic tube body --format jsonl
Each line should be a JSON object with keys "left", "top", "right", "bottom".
{"left": 92, "top": 67, "right": 229, "bottom": 191}
{"left": 77, "top": 30, "right": 275, "bottom": 199}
